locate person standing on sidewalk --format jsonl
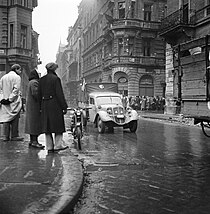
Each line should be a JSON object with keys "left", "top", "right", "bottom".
{"left": 38, "top": 62, "right": 68, "bottom": 153}
{"left": 0, "top": 64, "right": 24, "bottom": 141}
{"left": 25, "top": 69, "right": 44, "bottom": 149}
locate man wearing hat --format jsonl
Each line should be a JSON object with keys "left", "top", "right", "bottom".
{"left": 38, "top": 62, "right": 68, "bottom": 152}
{"left": 0, "top": 64, "right": 24, "bottom": 141}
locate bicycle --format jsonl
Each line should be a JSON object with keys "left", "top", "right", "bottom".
{"left": 68, "top": 108, "right": 84, "bottom": 150}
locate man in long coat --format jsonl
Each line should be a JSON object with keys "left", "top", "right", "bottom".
{"left": 0, "top": 64, "right": 23, "bottom": 141}
{"left": 38, "top": 62, "right": 68, "bottom": 152}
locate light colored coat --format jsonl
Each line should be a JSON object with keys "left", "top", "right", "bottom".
{"left": 0, "top": 71, "right": 22, "bottom": 122}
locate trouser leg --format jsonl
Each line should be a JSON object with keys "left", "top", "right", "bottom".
{"left": 30, "top": 135, "right": 38, "bottom": 142}
{"left": 3, "top": 122, "right": 10, "bottom": 139}
{"left": 54, "top": 133, "right": 63, "bottom": 149}
{"left": 11, "top": 112, "right": 20, "bottom": 138}
{"left": 45, "top": 133, "right": 54, "bottom": 150}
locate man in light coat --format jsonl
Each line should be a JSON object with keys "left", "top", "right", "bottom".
{"left": 0, "top": 64, "right": 24, "bottom": 141}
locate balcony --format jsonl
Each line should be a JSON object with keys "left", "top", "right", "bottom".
{"left": 191, "top": 5, "right": 210, "bottom": 24}
{"left": 159, "top": 8, "right": 195, "bottom": 44}
{"left": 7, "top": 48, "right": 32, "bottom": 58}
{"left": 111, "top": 19, "right": 160, "bottom": 31}
{"left": 104, "top": 55, "right": 165, "bottom": 67}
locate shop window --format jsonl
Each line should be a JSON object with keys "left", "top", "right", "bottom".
{"left": 139, "top": 75, "right": 154, "bottom": 97}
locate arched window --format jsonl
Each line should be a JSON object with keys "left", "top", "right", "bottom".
{"left": 139, "top": 75, "right": 154, "bottom": 96}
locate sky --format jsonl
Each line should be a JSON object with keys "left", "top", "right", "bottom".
{"left": 32, "top": 0, "right": 81, "bottom": 73}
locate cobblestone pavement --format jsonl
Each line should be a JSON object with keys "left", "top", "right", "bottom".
{"left": 72, "top": 117, "right": 210, "bottom": 214}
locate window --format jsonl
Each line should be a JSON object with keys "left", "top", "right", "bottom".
{"left": 124, "top": 37, "right": 134, "bottom": 55}
{"left": 118, "top": 38, "right": 124, "bottom": 55}
{"left": 0, "top": 64, "right": 6, "bottom": 71}
{"left": 20, "top": 25, "right": 27, "bottom": 49}
{"left": 10, "top": 24, "right": 14, "bottom": 47}
{"left": 21, "top": 0, "right": 28, "bottom": 7}
{"left": 143, "top": 39, "right": 151, "bottom": 56}
{"left": 118, "top": 2, "right": 125, "bottom": 19}
{"left": 10, "top": 0, "right": 14, "bottom": 5}
{"left": 90, "top": 97, "right": 94, "bottom": 105}
{"left": 130, "top": 0, "right": 136, "bottom": 18}
{"left": 144, "top": 4, "right": 152, "bottom": 21}
{"left": 207, "top": 0, "right": 210, "bottom": 15}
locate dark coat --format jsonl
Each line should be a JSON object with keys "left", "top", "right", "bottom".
{"left": 25, "top": 70, "right": 42, "bottom": 135}
{"left": 38, "top": 71, "right": 68, "bottom": 133}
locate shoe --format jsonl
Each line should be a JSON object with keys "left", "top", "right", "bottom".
{"left": 53, "top": 146, "right": 69, "bottom": 152}
{"left": 11, "top": 137, "right": 24, "bottom": 141}
{"left": 31, "top": 141, "right": 45, "bottom": 149}
{"left": 2, "top": 137, "right": 10, "bottom": 142}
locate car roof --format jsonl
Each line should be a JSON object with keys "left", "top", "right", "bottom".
{"left": 89, "top": 92, "right": 121, "bottom": 97}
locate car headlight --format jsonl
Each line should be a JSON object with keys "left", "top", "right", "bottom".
{"left": 127, "top": 107, "right": 132, "bottom": 114}
{"left": 107, "top": 107, "right": 112, "bottom": 114}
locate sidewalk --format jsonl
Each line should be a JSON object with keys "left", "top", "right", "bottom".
{"left": 138, "top": 110, "right": 195, "bottom": 126}
{"left": 139, "top": 110, "right": 181, "bottom": 121}
{"left": 0, "top": 116, "right": 84, "bottom": 214}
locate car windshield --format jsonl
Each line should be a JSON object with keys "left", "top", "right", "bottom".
{"left": 96, "top": 96, "right": 122, "bottom": 105}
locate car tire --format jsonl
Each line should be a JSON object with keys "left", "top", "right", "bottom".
{"left": 97, "top": 117, "right": 105, "bottom": 133}
{"left": 129, "top": 120, "right": 137, "bottom": 133}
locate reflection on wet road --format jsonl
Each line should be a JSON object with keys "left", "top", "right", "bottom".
{"left": 72, "top": 118, "right": 210, "bottom": 214}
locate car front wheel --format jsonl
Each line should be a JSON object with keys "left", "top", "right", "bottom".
{"left": 97, "top": 117, "right": 105, "bottom": 133}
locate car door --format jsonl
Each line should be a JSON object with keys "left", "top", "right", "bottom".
{"left": 88, "top": 96, "right": 97, "bottom": 122}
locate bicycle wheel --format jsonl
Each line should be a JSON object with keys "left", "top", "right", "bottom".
{"left": 76, "top": 126, "right": 82, "bottom": 150}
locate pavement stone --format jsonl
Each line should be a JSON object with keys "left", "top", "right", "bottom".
{"left": 0, "top": 110, "right": 194, "bottom": 214}
{"left": 0, "top": 120, "right": 84, "bottom": 214}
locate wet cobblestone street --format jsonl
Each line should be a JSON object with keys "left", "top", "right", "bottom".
{"left": 72, "top": 118, "right": 210, "bottom": 214}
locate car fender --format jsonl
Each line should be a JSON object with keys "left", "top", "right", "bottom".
{"left": 125, "top": 109, "right": 139, "bottom": 122}
{"left": 95, "top": 111, "right": 111, "bottom": 122}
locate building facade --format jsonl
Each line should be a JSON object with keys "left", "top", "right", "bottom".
{"left": 159, "top": 0, "right": 210, "bottom": 114}
{"left": 0, "top": 0, "right": 39, "bottom": 98}
{"left": 57, "top": 0, "right": 167, "bottom": 106}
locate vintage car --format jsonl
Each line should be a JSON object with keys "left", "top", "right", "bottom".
{"left": 86, "top": 91, "right": 139, "bottom": 133}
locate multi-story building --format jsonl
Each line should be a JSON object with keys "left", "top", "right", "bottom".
{"left": 57, "top": 0, "right": 167, "bottom": 106}
{"left": 78, "top": 0, "right": 166, "bottom": 98}
{"left": 0, "top": 0, "right": 39, "bottom": 98}
{"left": 159, "top": 0, "right": 210, "bottom": 114}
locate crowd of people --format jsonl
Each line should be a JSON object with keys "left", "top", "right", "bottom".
{"left": 0, "top": 62, "right": 68, "bottom": 153}
{"left": 122, "top": 95, "right": 166, "bottom": 111}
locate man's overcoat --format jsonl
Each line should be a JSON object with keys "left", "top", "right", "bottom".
{"left": 38, "top": 71, "right": 68, "bottom": 133}
{"left": 25, "top": 70, "right": 42, "bottom": 135}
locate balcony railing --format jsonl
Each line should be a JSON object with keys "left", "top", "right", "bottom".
{"left": 7, "top": 48, "right": 32, "bottom": 57}
{"left": 105, "top": 56, "right": 165, "bottom": 67}
{"left": 160, "top": 8, "right": 195, "bottom": 32}
{"left": 111, "top": 19, "right": 160, "bottom": 30}
{"left": 192, "top": 5, "right": 210, "bottom": 23}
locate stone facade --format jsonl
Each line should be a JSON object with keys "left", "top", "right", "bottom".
{"left": 0, "top": 0, "right": 39, "bottom": 98}
{"left": 59, "top": 0, "right": 167, "bottom": 104}
{"left": 160, "top": 0, "right": 210, "bottom": 114}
